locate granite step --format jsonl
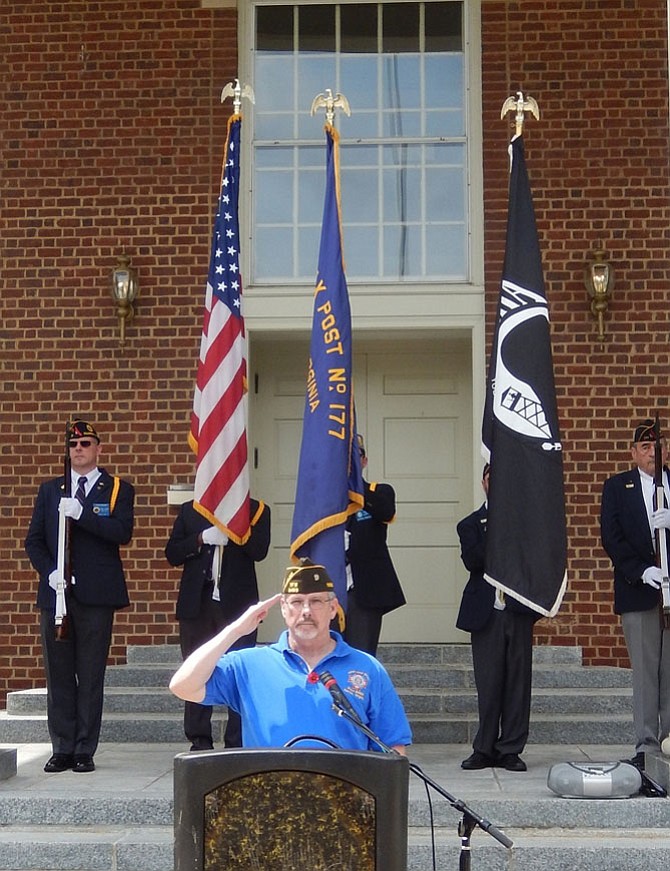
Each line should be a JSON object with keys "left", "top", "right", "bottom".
{"left": 1, "top": 741, "right": 668, "bottom": 871}
{"left": 6, "top": 684, "right": 633, "bottom": 717}
{"left": 2, "top": 827, "right": 670, "bottom": 871}
{"left": 1, "top": 644, "right": 636, "bottom": 746}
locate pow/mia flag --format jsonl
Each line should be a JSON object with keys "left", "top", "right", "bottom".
{"left": 482, "top": 135, "right": 567, "bottom": 617}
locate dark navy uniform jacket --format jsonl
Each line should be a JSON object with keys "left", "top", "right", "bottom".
{"left": 601, "top": 467, "right": 663, "bottom": 615}
{"left": 456, "top": 503, "right": 537, "bottom": 633}
{"left": 25, "top": 468, "right": 134, "bottom": 610}
{"left": 165, "top": 498, "right": 270, "bottom": 623}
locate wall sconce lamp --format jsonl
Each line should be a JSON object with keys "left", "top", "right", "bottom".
{"left": 111, "top": 254, "right": 139, "bottom": 346}
{"left": 585, "top": 248, "right": 614, "bottom": 342}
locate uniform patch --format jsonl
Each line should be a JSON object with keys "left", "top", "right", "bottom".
{"left": 346, "top": 670, "right": 369, "bottom": 699}
{"left": 93, "top": 503, "right": 110, "bottom": 516}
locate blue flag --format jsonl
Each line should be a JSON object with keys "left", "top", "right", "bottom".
{"left": 290, "top": 125, "right": 364, "bottom": 603}
{"left": 482, "top": 135, "right": 567, "bottom": 617}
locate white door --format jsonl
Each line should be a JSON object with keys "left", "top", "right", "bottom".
{"left": 249, "top": 334, "right": 473, "bottom": 643}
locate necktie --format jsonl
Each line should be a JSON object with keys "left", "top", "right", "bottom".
{"left": 75, "top": 476, "right": 87, "bottom": 506}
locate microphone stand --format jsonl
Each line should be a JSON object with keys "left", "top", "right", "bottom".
{"left": 328, "top": 703, "right": 513, "bottom": 869}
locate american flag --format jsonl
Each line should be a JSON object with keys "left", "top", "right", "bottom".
{"left": 189, "top": 114, "right": 250, "bottom": 545}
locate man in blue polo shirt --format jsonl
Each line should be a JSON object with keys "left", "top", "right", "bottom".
{"left": 169, "top": 559, "right": 411, "bottom": 754}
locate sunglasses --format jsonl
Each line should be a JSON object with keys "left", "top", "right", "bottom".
{"left": 69, "top": 439, "right": 95, "bottom": 448}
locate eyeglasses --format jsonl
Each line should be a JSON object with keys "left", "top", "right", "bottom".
{"left": 284, "top": 597, "right": 333, "bottom": 612}
{"left": 69, "top": 439, "right": 94, "bottom": 448}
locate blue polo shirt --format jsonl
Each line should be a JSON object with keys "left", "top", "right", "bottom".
{"left": 202, "top": 631, "right": 412, "bottom": 751}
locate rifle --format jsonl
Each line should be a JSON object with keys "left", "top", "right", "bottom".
{"left": 54, "top": 420, "right": 72, "bottom": 641}
{"left": 652, "top": 415, "right": 670, "bottom": 629}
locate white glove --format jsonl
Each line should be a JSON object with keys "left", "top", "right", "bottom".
{"left": 48, "top": 570, "right": 75, "bottom": 589}
{"left": 202, "top": 526, "right": 229, "bottom": 546}
{"left": 652, "top": 508, "right": 670, "bottom": 530}
{"left": 60, "top": 497, "right": 83, "bottom": 520}
{"left": 642, "top": 566, "right": 664, "bottom": 589}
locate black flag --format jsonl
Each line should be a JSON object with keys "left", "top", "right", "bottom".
{"left": 481, "top": 135, "right": 567, "bottom": 617}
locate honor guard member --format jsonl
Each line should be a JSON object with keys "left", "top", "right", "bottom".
{"left": 601, "top": 418, "right": 670, "bottom": 770}
{"left": 456, "top": 464, "right": 538, "bottom": 772}
{"left": 25, "top": 420, "right": 134, "bottom": 774}
{"left": 343, "top": 435, "right": 405, "bottom": 656}
{"left": 165, "top": 497, "right": 270, "bottom": 751}
{"left": 169, "top": 558, "right": 412, "bottom": 753}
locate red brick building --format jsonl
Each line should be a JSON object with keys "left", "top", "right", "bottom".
{"left": 2, "top": 0, "right": 669, "bottom": 703}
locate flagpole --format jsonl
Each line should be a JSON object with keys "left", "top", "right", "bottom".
{"left": 189, "top": 80, "right": 255, "bottom": 546}
{"left": 289, "top": 89, "right": 363, "bottom": 607}
{"left": 482, "top": 98, "right": 567, "bottom": 618}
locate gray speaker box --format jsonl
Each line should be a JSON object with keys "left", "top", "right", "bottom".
{"left": 547, "top": 761, "right": 642, "bottom": 799}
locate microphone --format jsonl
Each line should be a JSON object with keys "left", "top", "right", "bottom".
{"left": 318, "top": 670, "right": 363, "bottom": 724}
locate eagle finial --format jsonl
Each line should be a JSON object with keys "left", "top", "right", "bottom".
{"left": 310, "top": 89, "right": 351, "bottom": 126}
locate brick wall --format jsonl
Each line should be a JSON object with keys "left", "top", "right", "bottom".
{"left": 1, "top": 0, "right": 236, "bottom": 702}
{"left": 1, "top": 0, "right": 668, "bottom": 705}
{"left": 482, "top": 0, "right": 670, "bottom": 666}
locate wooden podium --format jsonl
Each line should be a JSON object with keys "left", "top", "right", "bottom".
{"left": 174, "top": 748, "right": 409, "bottom": 870}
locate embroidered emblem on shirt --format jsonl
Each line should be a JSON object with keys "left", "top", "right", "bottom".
{"left": 92, "top": 503, "right": 110, "bottom": 516}
{"left": 346, "top": 670, "right": 369, "bottom": 699}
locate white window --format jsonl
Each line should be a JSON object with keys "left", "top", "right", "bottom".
{"left": 250, "top": 1, "right": 468, "bottom": 284}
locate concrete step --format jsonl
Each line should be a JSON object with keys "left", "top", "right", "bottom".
{"left": 98, "top": 659, "right": 632, "bottom": 690}
{"left": 6, "top": 684, "right": 633, "bottom": 717}
{"left": 124, "top": 642, "right": 588, "bottom": 666}
{"left": 2, "top": 826, "right": 670, "bottom": 871}
{"left": 1, "top": 643, "right": 636, "bottom": 746}
{"left": 0, "top": 708, "right": 636, "bottom": 746}
{"left": 0, "top": 743, "right": 666, "bottom": 871}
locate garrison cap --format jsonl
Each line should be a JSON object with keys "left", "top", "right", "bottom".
{"left": 282, "top": 558, "right": 334, "bottom": 595}
{"left": 68, "top": 420, "right": 100, "bottom": 443}
{"left": 633, "top": 419, "right": 657, "bottom": 444}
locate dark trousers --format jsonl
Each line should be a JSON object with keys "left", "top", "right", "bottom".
{"left": 343, "top": 588, "right": 384, "bottom": 656}
{"left": 179, "top": 593, "right": 256, "bottom": 748}
{"left": 470, "top": 609, "right": 535, "bottom": 757}
{"left": 39, "top": 598, "right": 114, "bottom": 757}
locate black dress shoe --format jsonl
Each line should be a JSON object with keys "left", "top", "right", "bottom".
{"left": 44, "top": 753, "right": 74, "bottom": 773}
{"left": 73, "top": 754, "right": 95, "bottom": 773}
{"left": 461, "top": 751, "right": 495, "bottom": 770}
{"left": 189, "top": 739, "right": 214, "bottom": 752}
{"left": 628, "top": 751, "right": 645, "bottom": 771}
{"left": 497, "top": 753, "right": 527, "bottom": 772}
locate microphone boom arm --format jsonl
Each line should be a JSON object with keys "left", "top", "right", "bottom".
{"left": 328, "top": 701, "right": 513, "bottom": 851}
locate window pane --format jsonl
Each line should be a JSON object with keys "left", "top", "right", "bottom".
{"left": 256, "top": 6, "right": 294, "bottom": 52}
{"left": 382, "top": 54, "right": 420, "bottom": 111}
{"left": 298, "top": 168, "right": 325, "bottom": 224}
{"left": 256, "top": 170, "right": 294, "bottom": 223}
{"left": 255, "top": 57, "right": 294, "bottom": 113}
{"left": 383, "top": 224, "right": 421, "bottom": 277}
{"left": 298, "top": 4, "right": 335, "bottom": 51}
{"left": 383, "top": 166, "right": 421, "bottom": 222}
{"left": 298, "top": 225, "right": 322, "bottom": 276}
{"left": 425, "top": 54, "right": 463, "bottom": 108}
{"left": 382, "top": 3, "right": 419, "bottom": 53}
{"left": 255, "top": 227, "right": 294, "bottom": 279}
{"left": 344, "top": 227, "right": 380, "bottom": 277}
{"left": 342, "top": 167, "right": 379, "bottom": 223}
{"left": 425, "top": 1, "right": 462, "bottom": 52}
{"left": 426, "top": 222, "right": 466, "bottom": 277}
{"left": 341, "top": 4, "right": 377, "bottom": 52}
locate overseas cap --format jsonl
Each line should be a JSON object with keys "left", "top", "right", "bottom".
{"left": 68, "top": 420, "right": 100, "bottom": 442}
{"left": 634, "top": 419, "right": 657, "bottom": 444}
{"left": 282, "top": 558, "right": 334, "bottom": 595}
